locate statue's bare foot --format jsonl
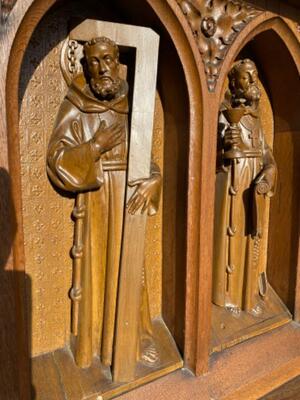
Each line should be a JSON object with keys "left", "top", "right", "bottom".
{"left": 226, "top": 305, "right": 241, "bottom": 317}
{"left": 141, "top": 341, "right": 160, "bottom": 367}
{"left": 250, "top": 303, "right": 263, "bottom": 316}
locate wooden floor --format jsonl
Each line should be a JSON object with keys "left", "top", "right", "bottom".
{"left": 31, "top": 318, "right": 182, "bottom": 400}
{"left": 211, "top": 287, "right": 292, "bottom": 353}
{"left": 31, "top": 321, "right": 300, "bottom": 400}
{"left": 116, "top": 322, "right": 300, "bottom": 400}
{"left": 261, "top": 376, "right": 300, "bottom": 399}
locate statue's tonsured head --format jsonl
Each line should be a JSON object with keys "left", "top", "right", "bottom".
{"left": 83, "top": 36, "right": 121, "bottom": 100}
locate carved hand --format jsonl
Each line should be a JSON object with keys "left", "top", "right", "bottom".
{"left": 126, "top": 174, "right": 162, "bottom": 215}
{"left": 91, "top": 120, "right": 124, "bottom": 159}
{"left": 224, "top": 125, "right": 241, "bottom": 148}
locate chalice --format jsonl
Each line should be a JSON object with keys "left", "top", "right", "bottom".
{"left": 222, "top": 107, "right": 245, "bottom": 160}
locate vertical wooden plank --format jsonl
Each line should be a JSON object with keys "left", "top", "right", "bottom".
{"left": 53, "top": 348, "right": 85, "bottom": 400}
{"left": 295, "top": 232, "right": 300, "bottom": 322}
{"left": 32, "top": 353, "right": 65, "bottom": 400}
{"left": 113, "top": 212, "right": 148, "bottom": 381}
{"left": 195, "top": 94, "right": 218, "bottom": 375}
{"left": 1, "top": 1, "right": 36, "bottom": 399}
{"left": 113, "top": 28, "right": 159, "bottom": 383}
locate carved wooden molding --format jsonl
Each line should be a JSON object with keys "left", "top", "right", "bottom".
{"left": 177, "top": 0, "right": 262, "bottom": 91}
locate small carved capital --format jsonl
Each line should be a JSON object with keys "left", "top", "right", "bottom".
{"left": 177, "top": 0, "right": 262, "bottom": 92}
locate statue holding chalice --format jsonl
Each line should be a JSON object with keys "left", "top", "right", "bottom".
{"left": 213, "top": 59, "right": 277, "bottom": 316}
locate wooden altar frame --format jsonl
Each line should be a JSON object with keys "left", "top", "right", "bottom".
{"left": 1, "top": 0, "right": 300, "bottom": 399}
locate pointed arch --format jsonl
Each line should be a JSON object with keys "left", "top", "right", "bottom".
{"left": 5, "top": 0, "right": 209, "bottom": 382}
{"left": 215, "top": 15, "right": 300, "bottom": 321}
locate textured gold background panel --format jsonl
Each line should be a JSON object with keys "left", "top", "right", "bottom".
{"left": 19, "top": 10, "right": 73, "bottom": 357}
{"left": 145, "top": 92, "right": 164, "bottom": 319}
{"left": 258, "top": 78, "right": 274, "bottom": 276}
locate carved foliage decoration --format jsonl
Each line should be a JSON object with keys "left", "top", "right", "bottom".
{"left": 177, "top": 0, "right": 261, "bottom": 91}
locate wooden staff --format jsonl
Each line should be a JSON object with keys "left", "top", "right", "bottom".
{"left": 70, "top": 192, "right": 85, "bottom": 336}
{"left": 227, "top": 160, "right": 237, "bottom": 294}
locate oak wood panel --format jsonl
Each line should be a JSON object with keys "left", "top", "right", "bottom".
{"left": 247, "top": 0, "right": 300, "bottom": 21}
{"left": 114, "top": 0, "right": 208, "bottom": 374}
{"left": 225, "top": 356, "right": 300, "bottom": 400}
{"left": 261, "top": 375, "right": 300, "bottom": 400}
{"left": 268, "top": 131, "right": 300, "bottom": 313}
{"left": 1, "top": 0, "right": 37, "bottom": 398}
{"left": 1, "top": 2, "right": 300, "bottom": 399}
{"left": 30, "top": 322, "right": 300, "bottom": 400}
{"left": 117, "top": 322, "right": 300, "bottom": 400}
{"left": 0, "top": 171, "right": 19, "bottom": 400}
{"left": 239, "top": 28, "right": 300, "bottom": 315}
{"left": 32, "top": 353, "right": 65, "bottom": 400}
{"left": 33, "top": 319, "right": 182, "bottom": 400}
{"left": 211, "top": 288, "right": 291, "bottom": 353}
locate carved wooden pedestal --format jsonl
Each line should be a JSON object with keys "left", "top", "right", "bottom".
{"left": 211, "top": 288, "right": 292, "bottom": 353}
{"left": 32, "top": 319, "right": 182, "bottom": 400}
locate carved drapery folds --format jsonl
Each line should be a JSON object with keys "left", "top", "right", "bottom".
{"left": 177, "top": 0, "right": 261, "bottom": 91}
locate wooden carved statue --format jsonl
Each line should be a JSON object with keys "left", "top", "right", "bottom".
{"left": 213, "top": 59, "right": 277, "bottom": 316}
{"left": 47, "top": 36, "right": 162, "bottom": 378}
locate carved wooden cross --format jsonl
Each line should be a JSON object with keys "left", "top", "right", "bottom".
{"left": 249, "top": 126, "right": 260, "bottom": 148}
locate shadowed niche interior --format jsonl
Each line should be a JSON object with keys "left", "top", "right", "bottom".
{"left": 211, "top": 27, "right": 300, "bottom": 354}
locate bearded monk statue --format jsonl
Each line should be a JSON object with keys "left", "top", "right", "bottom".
{"left": 213, "top": 59, "right": 277, "bottom": 316}
{"left": 47, "top": 36, "right": 161, "bottom": 374}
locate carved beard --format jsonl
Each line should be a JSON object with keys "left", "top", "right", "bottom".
{"left": 90, "top": 77, "right": 122, "bottom": 100}
{"left": 232, "top": 84, "right": 260, "bottom": 108}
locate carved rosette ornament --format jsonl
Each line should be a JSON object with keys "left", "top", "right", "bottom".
{"left": 177, "top": 0, "right": 261, "bottom": 91}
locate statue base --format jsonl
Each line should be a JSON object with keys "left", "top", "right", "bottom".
{"left": 31, "top": 318, "right": 183, "bottom": 400}
{"left": 211, "top": 286, "right": 292, "bottom": 353}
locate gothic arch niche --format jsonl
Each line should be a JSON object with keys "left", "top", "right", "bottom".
{"left": 17, "top": 0, "right": 192, "bottom": 397}
{"left": 211, "top": 20, "right": 300, "bottom": 353}
{"left": 240, "top": 28, "right": 300, "bottom": 317}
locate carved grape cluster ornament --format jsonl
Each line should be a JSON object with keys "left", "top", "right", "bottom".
{"left": 177, "top": 0, "right": 261, "bottom": 91}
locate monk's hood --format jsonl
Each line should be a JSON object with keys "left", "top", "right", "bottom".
{"left": 66, "top": 73, "right": 129, "bottom": 114}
